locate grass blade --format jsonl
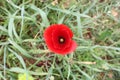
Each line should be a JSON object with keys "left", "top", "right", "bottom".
{"left": 8, "top": 39, "right": 33, "bottom": 58}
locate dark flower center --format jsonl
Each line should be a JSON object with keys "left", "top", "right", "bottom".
{"left": 59, "top": 37, "right": 65, "bottom": 43}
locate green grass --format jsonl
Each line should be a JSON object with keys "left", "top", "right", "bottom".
{"left": 0, "top": 0, "right": 120, "bottom": 80}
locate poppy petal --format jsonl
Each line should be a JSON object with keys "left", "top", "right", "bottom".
{"left": 54, "top": 40, "right": 77, "bottom": 55}
{"left": 52, "top": 28, "right": 71, "bottom": 50}
{"left": 43, "top": 24, "right": 77, "bottom": 55}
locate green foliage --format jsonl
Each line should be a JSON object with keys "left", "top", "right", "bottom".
{"left": 98, "top": 29, "right": 112, "bottom": 41}
{"left": 0, "top": 0, "right": 120, "bottom": 80}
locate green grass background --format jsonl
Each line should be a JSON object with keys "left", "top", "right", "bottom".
{"left": 0, "top": 0, "right": 120, "bottom": 80}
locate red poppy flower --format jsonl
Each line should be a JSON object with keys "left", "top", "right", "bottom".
{"left": 43, "top": 24, "right": 77, "bottom": 55}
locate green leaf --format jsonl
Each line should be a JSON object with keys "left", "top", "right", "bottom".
{"left": 8, "top": 39, "right": 33, "bottom": 58}
{"left": 9, "top": 67, "right": 49, "bottom": 76}
{"left": 8, "top": 48, "right": 26, "bottom": 69}
{"left": 30, "top": 4, "right": 50, "bottom": 27}
{"left": 98, "top": 29, "right": 112, "bottom": 41}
